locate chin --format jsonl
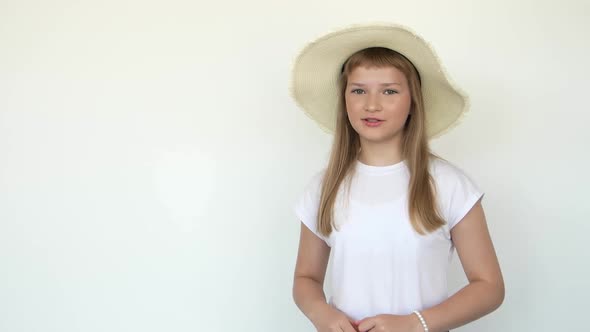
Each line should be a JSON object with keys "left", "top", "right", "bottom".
{"left": 359, "top": 128, "right": 404, "bottom": 143}
{"left": 359, "top": 132, "right": 387, "bottom": 142}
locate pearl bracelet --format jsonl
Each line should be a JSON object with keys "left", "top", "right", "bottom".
{"left": 412, "top": 310, "right": 429, "bottom": 332}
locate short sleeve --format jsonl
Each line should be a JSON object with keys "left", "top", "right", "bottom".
{"left": 433, "top": 160, "right": 485, "bottom": 230}
{"left": 293, "top": 169, "right": 331, "bottom": 246}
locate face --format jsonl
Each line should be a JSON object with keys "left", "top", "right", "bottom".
{"left": 344, "top": 65, "right": 412, "bottom": 145}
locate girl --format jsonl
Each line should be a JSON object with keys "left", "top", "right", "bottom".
{"left": 290, "top": 24, "right": 504, "bottom": 332}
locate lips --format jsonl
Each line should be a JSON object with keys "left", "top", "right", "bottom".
{"left": 362, "top": 118, "right": 384, "bottom": 127}
{"left": 363, "top": 118, "right": 383, "bottom": 122}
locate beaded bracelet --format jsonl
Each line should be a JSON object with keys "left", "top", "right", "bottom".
{"left": 412, "top": 310, "right": 429, "bottom": 332}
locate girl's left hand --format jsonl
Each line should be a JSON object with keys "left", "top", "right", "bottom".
{"left": 353, "top": 314, "right": 422, "bottom": 332}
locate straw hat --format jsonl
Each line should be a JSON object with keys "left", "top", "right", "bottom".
{"left": 289, "top": 23, "right": 470, "bottom": 139}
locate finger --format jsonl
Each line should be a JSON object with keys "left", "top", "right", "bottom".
{"left": 341, "top": 321, "right": 359, "bottom": 332}
{"left": 348, "top": 317, "right": 361, "bottom": 331}
{"left": 357, "top": 318, "right": 376, "bottom": 332}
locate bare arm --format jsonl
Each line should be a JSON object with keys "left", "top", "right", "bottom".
{"left": 293, "top": 222, "right": 358, "bottom": 332}
{"left": 292, "top": 222, "right": 332, "bottom": 324}
{"left": 419, "top": 199, "right": 505, "bottom": 332}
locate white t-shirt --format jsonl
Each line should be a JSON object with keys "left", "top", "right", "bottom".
{"left": 293, "top": 156, "right": 484, "bottom": 321}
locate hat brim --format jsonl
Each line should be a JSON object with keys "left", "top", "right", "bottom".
{"left": 289, "top": 23, "right": 470, "bottom": 139}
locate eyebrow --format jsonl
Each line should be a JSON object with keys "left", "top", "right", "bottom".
{"left": 349, "top": 82, "right": 401, "bottom": 86}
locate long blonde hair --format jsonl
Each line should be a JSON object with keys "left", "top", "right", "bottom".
{"left": 317, "top": 47, "right": 445, "bottom": 236}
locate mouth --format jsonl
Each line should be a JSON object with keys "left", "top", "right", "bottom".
{"left": 362, "top": 118, "right": 384, "bottom": 127}
{"left": 363, "top": 118, "right": 384, "bottom": 123}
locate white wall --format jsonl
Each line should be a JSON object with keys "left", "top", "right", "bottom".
{"left": 1, "top": 0, "right": 588, "bottom": 331}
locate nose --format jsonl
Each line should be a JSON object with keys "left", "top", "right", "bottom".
{"left": 365, "top": 92, "right": 382, "bottom": 112}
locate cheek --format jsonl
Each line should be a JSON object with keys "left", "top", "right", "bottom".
{"left": 386, "top": 96, "right": 412, "bottom": 115}
{"left": 345, "top": 99, "right": 361, "bottom": 117}
{"left": 345, "top": 98, "right": 363, "bottom": 113}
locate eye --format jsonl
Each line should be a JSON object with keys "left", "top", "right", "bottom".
{"left": 384, "top": 89, "right": 398, "bottom": 95}
{"left": 350, "top": 88, "right": 365, "bottom": 94}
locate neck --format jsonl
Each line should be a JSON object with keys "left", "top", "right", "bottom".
{"left": 358, "top": 134, "right": 404, "bottom": 166}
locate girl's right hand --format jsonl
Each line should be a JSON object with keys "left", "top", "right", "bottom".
{"left": 312, "top": 304, "right": 359, "bottom": 332}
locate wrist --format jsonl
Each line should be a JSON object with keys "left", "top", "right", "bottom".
{"left": 412, "top": 310, "right": 429, "bottom": 332}
{"left": 408, "top": 313, "right": 422, "bottom": 332}
{"left": 308, "top": 300, "right": 331, "bottom": 325}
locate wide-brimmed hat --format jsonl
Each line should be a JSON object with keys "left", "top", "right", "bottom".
{"left": 289, "top": 23, "right": 470, "bottom": 139}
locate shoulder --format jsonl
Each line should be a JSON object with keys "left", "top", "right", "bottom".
{"left": 294, "top": 167, "right": 331, "bottom": 244}
{"left": 295, "top": 167, "right": 328, "bottom": 211}
{"left": 429, "top": 156, "right": 478, "bottom": 188}
{"left": 303, "top": 167, "right": 327, "bottom": 192}
{"left": 428, "top": 155, "right": 485, "bottom": 228}
{"left": 429, "top": 155, "right": 465, "bottom": 177}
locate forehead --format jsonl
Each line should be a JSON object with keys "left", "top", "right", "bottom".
{"left": 347, "top": 65, "right": 407, "bottom": 83}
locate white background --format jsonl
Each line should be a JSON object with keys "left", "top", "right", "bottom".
{"left": 1, "top": 0, "right": 588, "bottom": 331}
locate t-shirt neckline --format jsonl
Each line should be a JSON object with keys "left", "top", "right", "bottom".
{"left": 355, "top": 158, "right": 407, "bottom": 175}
